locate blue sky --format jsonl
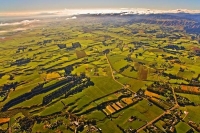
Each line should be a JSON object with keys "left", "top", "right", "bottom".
{"left": 0, "top": 0, "right": 200, "bottom": 12}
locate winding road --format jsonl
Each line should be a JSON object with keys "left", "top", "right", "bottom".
{"left": 105, "top": 54, "right": 185, "bottom": 132}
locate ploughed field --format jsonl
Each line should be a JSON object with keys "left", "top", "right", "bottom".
{"left": 0, "top": 15, "right": 200, "bottom": 133}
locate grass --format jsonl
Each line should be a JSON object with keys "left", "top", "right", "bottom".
{"left": 97, "top": 119, "right": 122, "bottom": 133}
{"left": 180, "top": 106, "right": 200, "bottom": 123}
{"left": 0, "top": 123, "right": 8, "bottom": 130}
{"left": 175, "top": 122, "right": 191, "bottom": 132}
{"left": 46, "top": 72, "right": 61, "bottom": 80}
{"left": 36, "top": 76, "right": 122, "bottom": 116}
{"left": 85, "top": 110, "right": 106, "bottom": 120}
{"left": 177, "top": 93, "right": 200, "bottom": 104}
{"left": 39, "top": 101, "right": 64, "bottom": 116}
{"left": 155, "top": 120, "right": 166, "bottom": 132}
{"left": 113, "top": 100, "right": 164, "bottom": 130}
{"left": 1, "top": 16, "right": 200, "bottom": 132}
{"left": 145, "top": 90, "right": 167, "bottom": 100}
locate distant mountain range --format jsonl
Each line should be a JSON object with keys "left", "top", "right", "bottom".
{"left": 78, "top": 13, "right": 200, "bottom": 34}
{"left": 129, "top": 13, "right": 200, "bottom": 34}
{"left": 1, "top": 9, "right": 200, "bottom": 34}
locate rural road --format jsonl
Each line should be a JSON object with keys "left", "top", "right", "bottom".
{"left": 105, "top": 54, "right": 186, "bottom": 132}
{"left": 137, "top": 104, "right": 179, "bottom": 132}
{"left": 105, "top": 54, "right": 125, "bottom": 87}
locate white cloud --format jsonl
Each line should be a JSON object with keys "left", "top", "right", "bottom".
{"left": 0, "top": 19, "right": 40, "bottom": 27}
{"left": 1, "top": 8, "right": 200, "bottom": 17}
{"left": 66, "top": 16, "right": 77, "bottom": 20}
{"left": 52, "top": 8, "right": 200, "bottom": 15}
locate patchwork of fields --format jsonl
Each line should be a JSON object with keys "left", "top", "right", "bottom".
{"left": 0, "top": 15, "right": 200, "bottom": 132}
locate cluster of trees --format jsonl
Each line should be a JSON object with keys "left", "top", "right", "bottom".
{"left": 72, "top": 42, "right": 82, "bottom": 48}
{"left": 2, "top": 76, "right": 77, "bottom": 111}
{"left": 15, "top": 109, "right": 100, "bottom": 133}
{"left": 19, "top": 117, "right": 35, "bottom": 132}
{"left": 66, "top": 78, "right": 94, "bottom": 97}
{"left": 156, "top": 34, "right": 167, "bottom": 38}
{"left": 132, "top": 41, "right": 149, "bottom": 47}
{"left": 164, "top": 44, "right": 185, "bottom": 50}
{"left": 42, "top": 76, "right": 83, "bottom": 105}
{"left": 124, "top": 56, "right": 133, "bottom": 62}
{"left": 46, "top": 120, "right": 63, "bottom": 130}
{"left": 188, "top": 121, "right": 200, "bottom": 132}
{"left": 146, "top": 29, "right": 157, "bottom": 33}
{"left": 119, "top": 65, "right": 130, "bottom": 73}
{"left": 43, "top": 74, "right": 92, "bottom": 105}
{"left": 57, "top": 44, "right": 66, "bottom": 49}
{"left": 147, "top": 86, "right": 169, "bottom": 96}
{"left": 176, "top": 95, "right": 194, "bottom": 106}
{"left": 16, "top": 46, "right": 27, "bottom": 53}
{"left": 119, "top": 64, "right": 137, "bottom": 73}
{"left": 11, "top": 58, "right": 31, "bottom": 66}
{"left": 18, "top": 114, "right": 64, "bottom": 132}
{"left": 2, "top": 82, "right": 18, "bottom": 91}
{"left": 102, "top": 41, "right": 109, "bottom": 46}
{"left": 135, "top": 53, "right": 142, "bottom": 58}
{"left": 165, "top": 56, "right": 179, "bottom": 60}
{"left": 0, "top": 73, "right": 5, "bottom": 78}
{"left": 64, "top": 65, "right": 74, "bottom": 75}
{"left": 103, "top": 49, "right": 110, "bottom": 54}
{"left": 161, "top": 112, "right": 188, "bottom": 132}
{"left": 43, "top": 40, "right": 52, "bottom": 44}
{"left": 75, "top": 119, "right": 98, "bottom": 132}
{"left": 179, "top": 67, "right": 185, "bottom": 72}
{"left": 174, "top": 87, "right": 200, "bottom": 95}
{"left": 144, "top": 125, "right": 163, "bottom": 133}
{"left": 0, "top": 82, "right": 18, "bottom": 102}
{"left": 148, "top": 97, "right": 172, "bottom": 110}
{"left": 136, "top": 89, "right": 145, "bottom": 96}
{"left": 65, "top": 42, "right": 82, "bottom": 51}
{"left": 162, "top": 72, "right": 180, "bottom": 79}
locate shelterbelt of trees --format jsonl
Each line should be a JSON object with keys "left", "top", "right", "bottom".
{"left": 1, "top": 73, "right": 93, "bottom": 111}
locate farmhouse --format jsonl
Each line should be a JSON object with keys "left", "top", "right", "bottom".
{"left": 136, "top": 89, "right": 145, "bottom": 96}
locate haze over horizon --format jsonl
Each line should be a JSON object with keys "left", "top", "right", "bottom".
{"left": 0, "top": 0, "right": 200, "bottom": 14}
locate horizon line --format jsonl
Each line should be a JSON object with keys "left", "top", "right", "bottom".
{"left": 1, "top": 8, "right": 200, "bottom": 17}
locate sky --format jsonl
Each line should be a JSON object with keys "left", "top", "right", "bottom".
{"left": 0, "top": 0, "right": 200, "bottom": 13}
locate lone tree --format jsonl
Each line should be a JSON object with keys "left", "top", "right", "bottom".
{"left": 191, "top": 36, "right": 195, "bottom": 40}
{"left": 9, "top": 74, "right": 14, "bottom": 80}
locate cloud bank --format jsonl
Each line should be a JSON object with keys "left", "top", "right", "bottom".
{"left": 1, "top": 8, "right": 200, "bottom": 17}
{"left": 66, "top": 16, "right": 77, "bottom": 20}
{"left": 0, "top": 19, "right": 40, "bottom": 26}
{"left": 42, "top": 8, "right": 200, "bottom": 16}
